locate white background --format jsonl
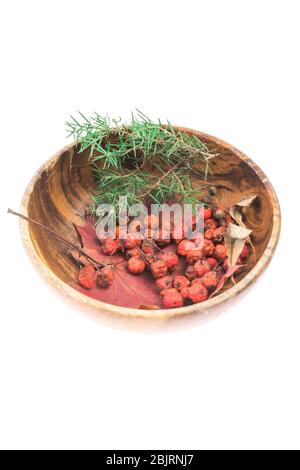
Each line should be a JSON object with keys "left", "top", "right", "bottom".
{"left": 0, "top": 0, "right": 299, "bottom": 450}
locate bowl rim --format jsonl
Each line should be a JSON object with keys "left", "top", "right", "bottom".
{"left": 20, "top": 127, "right": 281, "bottom": 319}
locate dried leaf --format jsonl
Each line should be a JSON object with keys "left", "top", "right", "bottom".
{"left": 229, "top": 194, "right": 257, "bottom": 259}
{"left": 235, "top": 194, "right": 257, "bottom": 208}
{"left": 229, "top": 194, "right": 257, "bottom": 225}
{"left": 210, "top": 264, "right": 242, "bottom": 298}
{"left": 225, "top": 223, "right": 252, "bottom": 267}
{"left": 229, "top": 206, "right": 245, "bottom": 227}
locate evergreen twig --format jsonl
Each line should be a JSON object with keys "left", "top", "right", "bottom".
{"left": 66, "top": 110, "right": 217, "bottom": 213}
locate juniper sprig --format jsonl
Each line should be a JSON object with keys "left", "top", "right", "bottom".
{"left": 66, "top": 110, "right": 216, "bottom": 212}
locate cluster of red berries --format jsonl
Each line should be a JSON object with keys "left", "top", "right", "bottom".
{"left": 78, "top": 264, "right": 115, "bottom": 290}
{"left": 78, "top": 207, "right": 249, "bottom": 308}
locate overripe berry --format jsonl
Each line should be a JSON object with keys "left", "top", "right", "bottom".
{"left": 194, "top": 259, "right": 211, "bottom": 277}
{"left": 97, "top": 267, "right": 115, "bottom": 288}
{"left": 173, "top": 275, "right": 190, "bottom": 290}
{"left": 101, "top": 239, "right": 120, "bottom": 255}
{"left": 186, "top": 248, "right": 202, "bottom": 265}
{"left": 78, "top": 264, "right": 96, "bottom": 289}
{"left": 206, "top": 257, "right": 218, "bottom": 269}
{"left": 125, "top": 248, "right": 141, "bottom": 260}
{"left": 127, "top": 256, "right": 146, "bottom": 274}
{"left": 150, "top": 259, "right": 168, "bottom": 279}
{"left": 202, "top": 271, "right": 218, "bottom": 291}
{"left": 202, "top": 239, "right": 215, "bottom": 256}
{"left": 214, "top": 244, "right": 227, "bottom": 260}
{"left": 177, "top": 239, "right": 196, "bottom": 256}
{"left": 185, "top": 265, "right": 197, "bottom": 280}
{"left": 188, "top": 283, "right": 208, "bottom": 303}
{"left": 204, "top": 218, "right": 218, "bottom": 230}
{"left": 155, "top": 275, "right": 173, "bottom": 291}
{"left": 162, "top": 252, "right": 179, "bottom": 271}
{"left": 162, "top": 291, "right": 184, "bottom": 308}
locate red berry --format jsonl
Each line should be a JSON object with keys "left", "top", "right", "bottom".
{"left": 186, "top": 248, "right": 202, "bottom": 265}
{"left": 188, "top": 283, "right": 208, "bottom": 303}
{"left": 162, "top": 291, "right": 184, "bottom": 308}
{"left": 160, "top": 287, "right": 178, "bottom": 297}
{"left": 161, "top": 252, "right": 179, "bottom": 271}
{"left": 185, "top": 265, "right": 197, "bottom": 281}
{"left": 202, "top": 271, "right": 218, "bottom": 291}
{"left": 78, "top": 264, "right": 96, "bottom": 289}
{"left": 125, "top": 247, "right": 141, "bottom": 260}
{"left": 204, "top": 228, "right": 215, "bottom": 240}
{"left": 173, "top": 275, "right": 190, "bottom": 290}
{"left": 97, "top": 267, "right": 115, "bottom": 288}
{"left": 141, "top": 240, "right": 155, "bottom": 254}
{"left": 214, "top": 244, "right": 227, "bottom": 260}
{"left": 191, "top": 277, "right": 204, "bottom": 286}
{"left": 155, "top": 275, "right": 173, "bottom": 291}
{"left": 101, "top": 239, "right": 120, "bottom": 255}
{"left": 202, "top": 239, "right": 215, "bottom": 256}
{"left": 204, "top": 218, "right": 218, "bottom": 230}
{"left": 180, "top": 286, "right": 190, "bottom": 299}
{"left": 240, "top": 244, "right": 249, "bottom": 259}
{"left": 199, "top": 206, "right": 212, "bottom": 221}
{"left": 204, "top": 207, "right": 213, "bottom": 220}
{"left": 124, "top": 234, "right": 142, "bottom": 250}
{"left": 194, "top": 259, "right": 211, "bottom": 277}
{"left": 150, "top": 259, "right": 168, "bottom": 279}
{"left": 206, "top": 257, "right": 218, "bottom": 269}
{"left": 127, "top": 256, "right": 145, "bottom": 274}
{"left": 177, "top": 239, "right": 196, "bottom": 256}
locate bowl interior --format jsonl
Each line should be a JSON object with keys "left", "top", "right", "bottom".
{"left": 21, "top": 128, "right": 280, "bottom": 317}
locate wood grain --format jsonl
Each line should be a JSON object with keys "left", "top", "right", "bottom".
{"left": 20, "top": 128, "right": 281, "bottom": 319}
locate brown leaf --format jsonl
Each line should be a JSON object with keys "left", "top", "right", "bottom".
{"left": 229, "top": 194, "right": 257, "bottom": 226}
{"left": 229, "top": 206, "right": 244, "bottom": 227}
{"left": 235, "top": 194, "right": 257, "bottom": 207}
{"left": 229, "top": 194, "right": 257, "bottom": 259}
{"left": 225, "top": 223, "right": 252, "bottom": 267}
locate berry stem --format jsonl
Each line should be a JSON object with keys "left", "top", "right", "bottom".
{"left": 7, "top": 208, "right": 107, "bottom": 268}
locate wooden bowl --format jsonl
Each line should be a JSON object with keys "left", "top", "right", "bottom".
{"left": 20, "top": 127, "right": 281, "bottom": 319}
